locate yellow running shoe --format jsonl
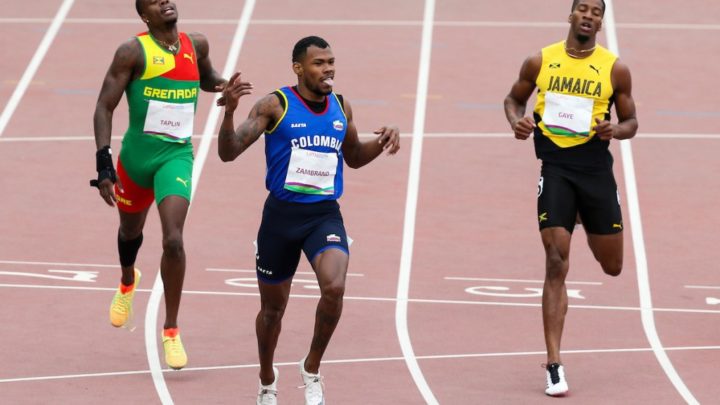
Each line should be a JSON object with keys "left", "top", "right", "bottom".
{"left": 109, "top": 268, "right": 141, "bottom": 327}
{"left": 163, "top": 328, "right": 188, "bottom": 370}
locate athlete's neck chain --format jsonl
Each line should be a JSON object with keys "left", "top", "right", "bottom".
{"left": 564, "top": 41, "right": 595, "bottom": 58}
{"left": 152, "top": 34, "right": 179, "bottom": 52}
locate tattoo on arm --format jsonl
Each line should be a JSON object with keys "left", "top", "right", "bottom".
{"left": 218, "top": 95, "right": 276, "bottom": 160}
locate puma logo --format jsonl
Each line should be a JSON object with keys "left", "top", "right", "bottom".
{"left": 176, "top": 177, "right": 189, "bottom": 187}
{"left": 612, "top": 223, "right": 623, "bottom": 230}
{"left": 183, "top": 53, "right": 194, "bottom": 64}
{"left": 539, "top": 212, "right": 548, "bottom": 223}
{"left": 589, "top": 64, "right": 600, "bottom": 75}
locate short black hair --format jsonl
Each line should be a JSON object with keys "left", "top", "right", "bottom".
{"left": 292, "top": 36, "right": 330, "bottom": 63}
{"left": 571, "top": 0, "right": 606, "bottom": 14}
{"left": 135, "top": 0, "right": 142, "bottom": 16}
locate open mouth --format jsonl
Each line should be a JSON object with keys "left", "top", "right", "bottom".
{"left": 322, "top": 77, "right": 334, "bottom": 86}
{"left": 161, "top": 6, "right": 176, "bottom": 16}
{"left": 580, "top": 21, "right": 592, "bottom": 31}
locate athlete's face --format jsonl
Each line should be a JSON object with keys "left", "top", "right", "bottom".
{"left": 140, "top": 0, "right": 178, "bottom": 26}
{"left": 294, "top": 46, "right": 335, "bottom": 97}
{"left": 569, "top": 0, "right": 603, "bottom": 41}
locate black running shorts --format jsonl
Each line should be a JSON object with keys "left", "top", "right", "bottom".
{"left": 536, "top": 163, "right": 623, "bottom": 234}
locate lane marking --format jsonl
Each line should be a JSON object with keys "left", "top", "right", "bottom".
{"left": 2, "top": 132, "right": 719, "bottom": 143}
{"left": 2, "top": 17, "right": 720, "bottom": 31}
{"left": 142, "top": 2, "right": 257, "bottom": 404}
{"left": 396, "top": 0, "right": 438, "bottom": 403}
{"left": 0, "top": 0, "right": 75, "bottom": 137}
{"left": 3, "top": 345, "right": 719, "bottom": 384}
{"left": 606, "top": 1, "right": 698, "bottom": 404}
{"left": 0, "top": 270, "right": 97, "bottom": 282}
{"left": 445, "top": 276, "right": 603, "bottom": 285}
{"left": 3, "top": 282, "right": 720, "bottom": 314}
{"left": 0, "top": 259, "right": 116, "bottom": 267}
{"left": 205, "top": 268, "right": 364, "bottom": 276}
{"left": 685, "top": 285, "right": 720, "bottom": 290}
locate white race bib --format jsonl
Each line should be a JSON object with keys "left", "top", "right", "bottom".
{"left": 144, "top": 100, "right": 194, "bottom": 139}
{"left": 284, "top": 148, "right": 338, "bottom": 195}
{"left": 542, "top": 92, "right": 593, "bottom": 136}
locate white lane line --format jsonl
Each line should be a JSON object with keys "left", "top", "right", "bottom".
{"left": 395, "top": 0, "right": 438, "bottom": 404}
{"left": 444, "top": 277, "right": 603, "bottom": 285}
{"left": 3, "top": 282, "right": 720, "bottom": 314}
{"left": 685, "top": 285, "right": 720, "bottom": 290}
{"left": 2, "top": 17, "right": 720, "bottom": 30}
{"left": 0, "top": 0, "right": 75, "bottom": 137}
{"left": 0, "top": 259, "right": 116, "bottom": 267}
{"left": 606, "top": 1, "right": 698, "bottom": 404}
{"left": 142, "top": 2, "right": 257, "bottom": 404}
{"left": 4, "top": 345, "right": 720, "bottom": 384}
{"left": 205, "top": 268, "right": 365, "bottom": 276}
{"left": 2, "top": 132, "right": 718, "bottom": 143}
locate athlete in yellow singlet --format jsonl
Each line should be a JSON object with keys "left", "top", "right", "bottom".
{"left": 503, "top": 0, "right": 638, "bottom": 397}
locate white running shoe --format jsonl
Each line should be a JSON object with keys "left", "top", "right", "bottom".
{"left": 299, "top": 357, "right": 325, "bottom": 405}
{"left": 545, "top": 363, "right": 569, "bottom": 396}
{"left": 256, "top": 366, "right": 279, "bottom": 405}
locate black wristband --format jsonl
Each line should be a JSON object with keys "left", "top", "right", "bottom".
{"left": 96, "top": 145, "right": 114, "bottom": 172}
{"left": 90, "top": 146, "right": 117, "bottom": 188}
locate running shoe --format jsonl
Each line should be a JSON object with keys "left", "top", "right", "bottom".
{"left": 545, "top": 363, "right": 569, "bottom": 396}
{"left": 109, "top": 268, "right": 141, "bottom": 327}
{"left": 256, "top": 366, "right": 279, "bottom": 405}
{"left": 299, "top": 357, "right": 325, "bottom": 405}
{"left": 162, "top": 328, "right": 188, "bottom": 370}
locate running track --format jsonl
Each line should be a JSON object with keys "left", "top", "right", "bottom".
{"left": 1, "top": 0, "right": 719, "bottom": 403}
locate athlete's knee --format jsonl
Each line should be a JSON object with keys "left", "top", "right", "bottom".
{"left": 119, "top": 224, "right": 143, "bottom": 240}
{"left": 162, "top": 233, "right": 184, "bottom": 258}
{"left": 320, "top": 279, "right": 346, "bottom": 304}
{"left": 259, "top": 302, "right": 286, "bottom": 326}
{"left": 544, "top": 249, "right": 569, "bottom": 282}
{"left": 601, "top": 259, "right": 623, "bottom": 277}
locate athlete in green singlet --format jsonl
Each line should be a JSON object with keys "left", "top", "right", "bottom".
{"left": 92, "top": 0, "right": 231, "bottom": 370}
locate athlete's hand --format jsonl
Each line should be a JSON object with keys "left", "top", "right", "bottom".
{"left": 593, "top": 117, "right": 615, "bottom": 141}
{"left": 375, "top": 126, "right": 400, "bottom": 155}
{"left": 511, "top": 116, "right": 535, "bottom": 140}
{"left": 98, "top": 177, "right": 123, "bottom": 207}
{"left": 214, "top": 80, "right": 229, "bottom": 106}
{"left": 220, "top": 72, "right": 253, "bottom": 112}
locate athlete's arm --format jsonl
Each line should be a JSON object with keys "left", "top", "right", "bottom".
{"left": 340, "top": 98, "right": 400, "bottom": 169}
{"left": 92, "top": 39, "right": 141, "bottom": 206}
{"left": 190, "top": 32, "right": 226, "bottom": 94}
{"left": 218, "top": 72, "right": 279, "bottom": 162}
{"left": 593, "top": 59, "right": 638, "bottom": 141}
{"left": 504, "top": 52, "right": 541, "bottom": 140}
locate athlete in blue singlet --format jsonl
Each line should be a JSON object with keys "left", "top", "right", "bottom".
{"left": 217, "top": 36, "right": 400, "bottom": 405}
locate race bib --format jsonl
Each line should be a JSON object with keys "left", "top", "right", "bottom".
{"left": 284, "top": 148, "right": 338, "bottom": 195}
{"left": 542, "top": 92, "right": 593, "bottom": 137}
{"left": 144, "top": 100, "right": 194, "bottom": 139}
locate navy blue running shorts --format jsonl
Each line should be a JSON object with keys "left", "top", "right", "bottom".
{"left": 255, "top": 194, "right": 350, "bottom": 284}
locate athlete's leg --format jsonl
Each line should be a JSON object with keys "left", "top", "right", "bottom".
{"left": 541, "top": 226, "right": 572, "bottom": 365}
{"left": 303, "top": 248, "right": 348, "bottom": 374}
{"left": 157, "top": 195, "right": 189, "bottom": 329}
{"left": 115, "top": 158, "right": 154, "bottom": 285}
{"left": 256, "top": 279, "right": 293, "bottom": 385}
{"left": 118, "top": 208, "right": 150, "bottom": 284}
{"left": 587, "top": 232, "right": 623, "bottom": 276}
